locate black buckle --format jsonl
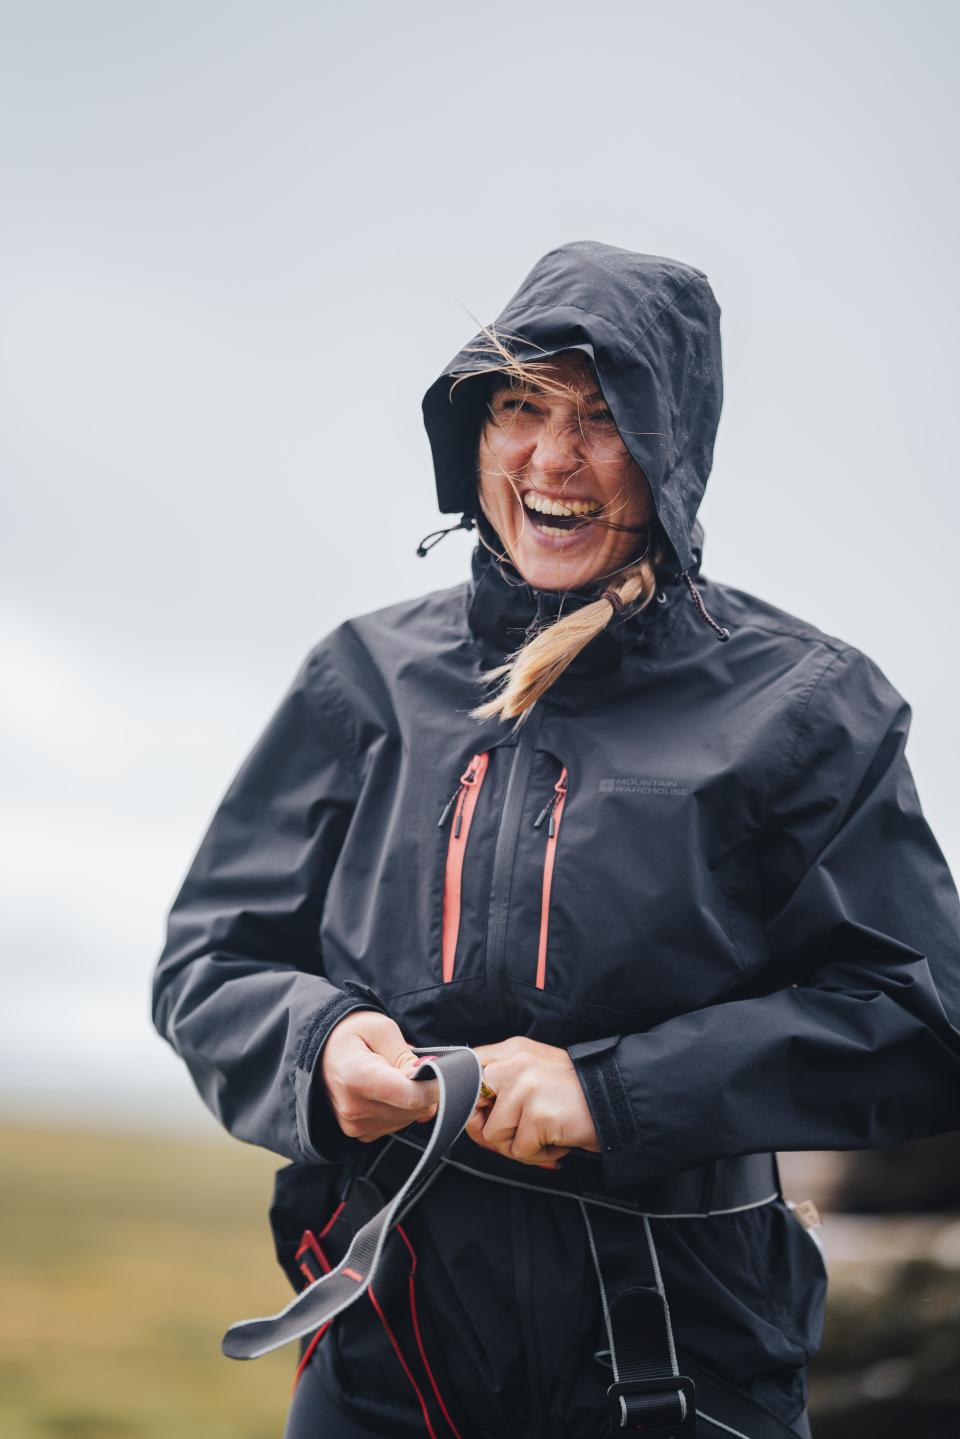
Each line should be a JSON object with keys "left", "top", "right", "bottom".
{"left": 606, "top": 1375, "right": 696, "bottom": 1435}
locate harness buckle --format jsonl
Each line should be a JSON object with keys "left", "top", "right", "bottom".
{"left": 606, "top": 1374, "right": 696, "bottom": 1435}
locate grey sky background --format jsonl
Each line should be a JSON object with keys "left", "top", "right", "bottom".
{"left": 2, "top": 2, "right": 957, "bottom": 1133}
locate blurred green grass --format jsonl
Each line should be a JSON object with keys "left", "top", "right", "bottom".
{"left": 0, "top": 1121, "right": 298, "bottom": 1439}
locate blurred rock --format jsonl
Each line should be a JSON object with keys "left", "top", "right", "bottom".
{"left": 830, "top": 1132, "right": 960, "bottom": 1214}
{"left": 805, "top": 1213, "right": 960, "bottom": 1437}
{"left": 778, "top": 1132, "right": 960, "bottom": 1217}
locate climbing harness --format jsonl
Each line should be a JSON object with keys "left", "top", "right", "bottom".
{"left": 223, "top": 1047, "right": 807, "bottom": 1439}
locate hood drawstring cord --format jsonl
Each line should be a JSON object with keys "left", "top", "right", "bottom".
{"left": 416, "top": 513, "right": 476, "bottom": 556}
{"left": 681, "top": 571, "right": 730, "bottom": 642}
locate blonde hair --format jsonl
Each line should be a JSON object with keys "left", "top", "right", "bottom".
{"left": 457, "top": 326, "right": 668, "bottom": 728}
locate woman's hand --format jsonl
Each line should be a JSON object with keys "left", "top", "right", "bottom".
{"left": 465, "top": 1036, "right": 601, "bottom": 1167}
{"left": 320, "top": 1010, "right": 440, "bottom": 1143}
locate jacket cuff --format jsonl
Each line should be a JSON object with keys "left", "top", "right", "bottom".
{"left": 567, "top": 1035, "right": 648, "bottom": 1192}
{"left": 295, "top": 983, "right": 389, "bottom": 1164}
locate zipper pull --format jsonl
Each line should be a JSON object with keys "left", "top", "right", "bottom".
{"left": 548, "top": 770, "right": 568, "bottom": 837}
{"left": 534, "top": 767, "right": 568, "bottom": 833}
{"left": 438, "top": 755, "right": 484, "bottom": 830}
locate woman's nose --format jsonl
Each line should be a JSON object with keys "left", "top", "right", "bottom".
{"left": 530, "top": 422, "right": 583, "bottom": 480}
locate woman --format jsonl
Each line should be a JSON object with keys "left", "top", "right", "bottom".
{"left": 152, "top": 241, "right": 960, "bottom": 1439}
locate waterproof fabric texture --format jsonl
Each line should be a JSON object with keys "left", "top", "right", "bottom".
{"left": 153, "top": 241, "right": 960, "bottom": 1439}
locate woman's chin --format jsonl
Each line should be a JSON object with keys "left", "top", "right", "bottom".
{"left": 511, "top": 535, "right": 609, "bottom": 592}
{"left": 487, "top": 511, "right": 632, "bottom": 592}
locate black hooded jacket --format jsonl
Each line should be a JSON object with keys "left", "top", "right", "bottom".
{"left": 152, "top": 242, "right": 960, "bottom": 1438}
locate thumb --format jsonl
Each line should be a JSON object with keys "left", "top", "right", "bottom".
{"left": 355, "top": 1013, "right": 421, "bottom": 1070}
{"left": 402, "top": 1067, "right": 440, "bottom": 1113}
{"left": 354, "top": 1043, "right": 440, "bottom": 1113}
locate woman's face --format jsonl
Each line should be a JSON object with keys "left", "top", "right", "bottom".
{"left": 476, "top": 351, "right": 656, "bottom": 592}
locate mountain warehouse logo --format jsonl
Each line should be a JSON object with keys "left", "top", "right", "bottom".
{"left": 599, "top": 776, "right": 691, "bottom": 797}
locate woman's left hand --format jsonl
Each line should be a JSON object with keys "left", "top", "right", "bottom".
{"left": 464, "top": 1037, "right": 601, "bottom": 1167}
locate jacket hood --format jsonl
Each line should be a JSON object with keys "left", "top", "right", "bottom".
{"left": 421, "top": 240, "right": 724, "bottom": 579}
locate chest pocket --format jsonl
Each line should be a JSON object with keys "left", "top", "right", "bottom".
{"left": 502, "top": 746, "right": 753, "bottom": 1030}
{"left": 533, "top": 763, "right": 568, "bottom": 990}
{"left": 439, "top": 751, "right": 491, "bottom": 983}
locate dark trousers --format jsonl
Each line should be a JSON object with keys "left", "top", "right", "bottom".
{"left": 285, "top": 1352, "right": 416, "bottom": 1438}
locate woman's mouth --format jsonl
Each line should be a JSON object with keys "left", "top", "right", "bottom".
{"left": 522, "top": 491, "right": 601, "bottom": 540}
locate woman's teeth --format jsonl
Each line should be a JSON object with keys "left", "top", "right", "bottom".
{"left": 523, "top": 491, "right": 601, "bottom": 536}
{"left": 523, "top": 492, "right": 601, "bottom": 517}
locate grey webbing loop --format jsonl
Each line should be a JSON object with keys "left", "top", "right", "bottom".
{"left": 222, "top": 1044, "right": 480, "bottom": 1361}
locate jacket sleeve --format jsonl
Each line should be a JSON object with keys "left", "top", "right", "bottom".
{"left": 569, "top": 644, "right": 960, "bottom": 1192}
{"left": 151, "top": 640, "right": 387, "bottom": 1165}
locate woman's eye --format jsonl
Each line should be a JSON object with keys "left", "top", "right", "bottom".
{"left": 588, "top": 411, "right": 616, "bottom": 426}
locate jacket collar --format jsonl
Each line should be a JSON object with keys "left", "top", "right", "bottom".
{"left": 464, "top": 515, "right": 690, "bottom": 676}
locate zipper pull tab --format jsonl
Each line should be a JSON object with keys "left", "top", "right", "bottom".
{"left": 453, "top": 789, "right": 467, "bottom": 838}
{"left": 533, "top": 797, "right": 552, "bottom": 829}
{"left": 438, "top": 784, "right": 462, "bottom": 828}
{"left": 438, "top": 754, "right": 484, "bottom": 830}
{"left": 534, "top": 767, "right": 568, "bottom": 831}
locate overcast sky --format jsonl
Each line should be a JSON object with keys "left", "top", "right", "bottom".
{"left": 2, "top": 1, "right": 957, "bottom": 1132}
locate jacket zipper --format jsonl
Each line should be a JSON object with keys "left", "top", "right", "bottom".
{"left": 533, "top": 765, "right": 567, "bottom": 990}
{"left": 438, "top": 751, "right": 490, "bottom": 982}
{"left": 483, "top": 705, "right": 545, "bottom": 1018}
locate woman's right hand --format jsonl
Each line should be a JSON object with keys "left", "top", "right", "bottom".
{"left": 320, "top": 1010, "right": 441, "bottom": 1143}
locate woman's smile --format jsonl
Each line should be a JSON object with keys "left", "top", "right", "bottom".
{"left": 520, "top": 487, "right": 604, "bottom": 545}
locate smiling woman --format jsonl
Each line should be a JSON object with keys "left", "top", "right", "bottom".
{"left": 152, "top": 241, "right": 960, "bottom": 1439}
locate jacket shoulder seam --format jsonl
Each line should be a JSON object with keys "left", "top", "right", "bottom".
{"left": 694, "top": 582, "right": 852, "bottom": 652}
{"left": 735, "top": 618, "right": 848, "bottom": 650}
{"left": 303, "top": 643, "right": 366, "bottom": 793}
{"left": 778, "top": 644, "right": 853, "bottom": 789}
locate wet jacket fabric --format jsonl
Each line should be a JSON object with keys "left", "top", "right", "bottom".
{"left": 152, "top": 242, "right": 960, "bottom": 1438}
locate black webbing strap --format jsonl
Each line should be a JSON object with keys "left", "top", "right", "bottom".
{"left": 580, "top": 1200, "right": 696, "bottom": 1436}
{"left": 222, "top": 1044, "right": 481, "bottom": 1360}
